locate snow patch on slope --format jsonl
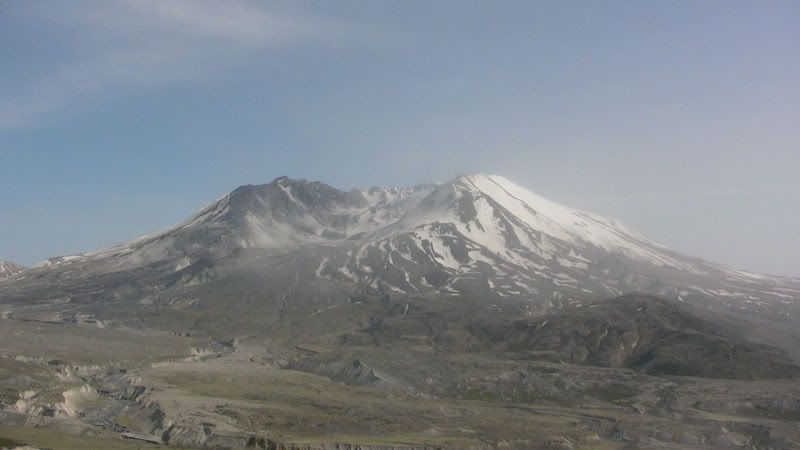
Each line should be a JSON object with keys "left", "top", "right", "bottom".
{"left": 0, "top": 261, "right": 25, "bottom": 279}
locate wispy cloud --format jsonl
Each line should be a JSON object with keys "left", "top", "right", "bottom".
{"left": 0, "top": 0, "right": 341, "bottom": 129}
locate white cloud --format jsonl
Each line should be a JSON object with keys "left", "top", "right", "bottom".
{"left": 0, "top": 0, "right": 341, "bottom": 129}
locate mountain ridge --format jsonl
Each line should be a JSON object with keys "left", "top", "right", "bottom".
{"left": 3, "top": 174, "right": 798, "bottom": 324}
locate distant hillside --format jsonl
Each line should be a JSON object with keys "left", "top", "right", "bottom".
{"left": 473, "top": 293, "right": 800, "bottom": 379}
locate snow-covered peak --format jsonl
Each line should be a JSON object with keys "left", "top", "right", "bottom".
{"left": 460, "top": 174, "right": 664, "bottom": 252}
{"left": 41, "top": 174, "right": 698, "bottom": 274}
{"left": 393, "top": 173, "right": 697, "bottom": 271}
{"left": 9, "top": 173, "right": 798, "bottom": 318}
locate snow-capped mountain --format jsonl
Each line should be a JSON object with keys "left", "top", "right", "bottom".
{"left": 4, "top": 174, "right": 799, "bottom": 319}
{"left": 0, "top": 261, "right": 25, "bottom": 280}
{"left": 319, "top": 175, "right": 799, "bottom": 315}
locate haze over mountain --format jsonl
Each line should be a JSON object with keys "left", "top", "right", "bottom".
{"left": 11, "top": 174, "right": 798, "bottom": 319}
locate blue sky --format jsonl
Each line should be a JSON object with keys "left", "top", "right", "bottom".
{"left": 0, "top": 1, "right": 798, "bottom": 276}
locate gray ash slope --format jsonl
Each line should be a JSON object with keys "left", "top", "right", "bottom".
{"left": 1, "top": 174, "right": 799, "bottom": 361}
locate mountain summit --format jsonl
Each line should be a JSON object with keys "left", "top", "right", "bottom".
{"left": 3, "top": 174, "right": 798, "bottom": 321}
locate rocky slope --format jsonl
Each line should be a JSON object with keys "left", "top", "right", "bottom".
{"left": 0, "top": 261, "right": 24, "bottom": 280}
